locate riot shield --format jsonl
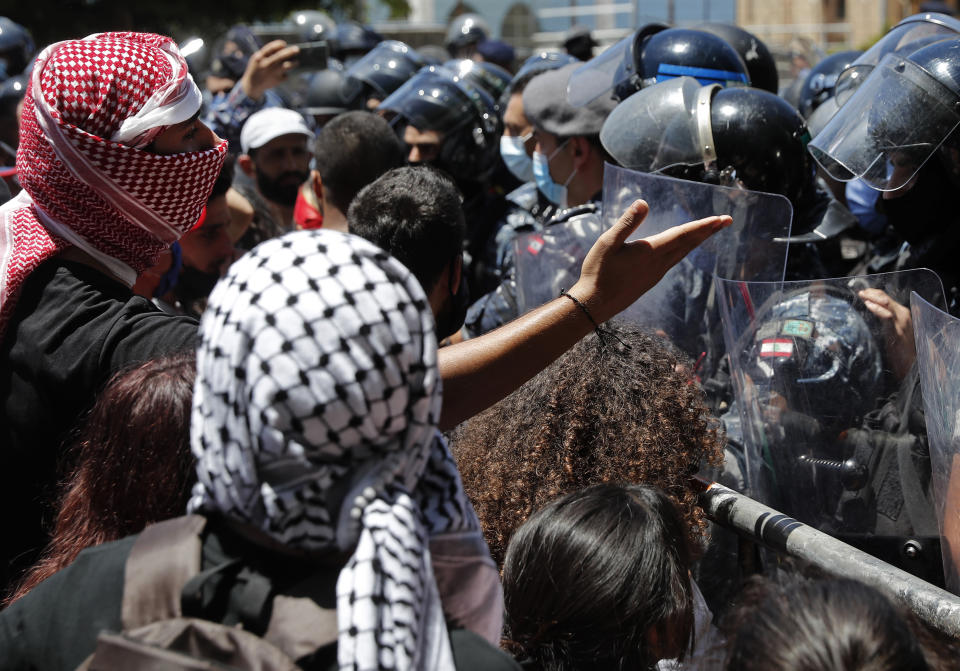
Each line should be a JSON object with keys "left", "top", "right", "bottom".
{"left": 719, "top": 270, "right": 947, "bottom": 581}
{"left": 513, "top": 166, "right": 793, "bottom": 372}
{"left": 911, "top": 292, "right": 960, "bottom": 593}
{"left": 512, "top": 211, "right": 604, "bottom": 315}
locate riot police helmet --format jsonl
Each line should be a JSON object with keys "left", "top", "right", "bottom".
{"left": 443, "top": 58, "right": 512, "bottom": 105}
{"left": 744, "top": 286, "right": 883, "bottom": 434}
{"left": 378, "top": 64, "right": 502, "bottom": 184}
{"left": 297, "top": 68, "right": 363, "bottom": 118}
{"left": 797, "top": 50, "right": 862, "bottom": 118}
{"left": 696, "top": 22, "right": 779, "bottom": 93}
{"left": 810, "top": 36, "right": 960, "bottom": 192}
{"left": 834, "top": 12, "right": 960, "bottom": 106}
{"left": 601, "top": 77, "right": 815, "bottom": 208}
{"left": 0, "top": 18, "right": 34, "bottom": 80}
{"left": 287, "top": 10, "right": 336, "bottom": 43}
{"left": 344, "top": 40, "right": 425, "bottom": 103}
{"left": 513, "top": 51, "right": 580, "bottom": 86}
{"left": 445, "top": 13, "right": 490, "bottom": 57}
{"left": 567, "top": 25, "right": 749, "bottom": 106}
{"left": 333, "top": 21, "right": 383, "bottom": 62}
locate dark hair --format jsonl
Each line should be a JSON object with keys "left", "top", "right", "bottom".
{"left": 348, "top": 165, "right": 466, "bottom": 293}
{"left": 725, "top": 577, "right": 931, "bottom": 671}
{"left": 209, "top": 153, "right": 235, "bottom": 201}
{"left": 314, "top": 110, "right": 405, "bottom": 215}
{"left": 503, "top": 483, "right": 695, "bottom": 671}
{"left": 452, "top": 322, "right": 723, "bottom": 566}
{"left": 6, "top": 351, "right": 197, "bottom": 605}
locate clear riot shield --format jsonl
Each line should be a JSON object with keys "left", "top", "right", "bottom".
{"left": 912, "top": 292, "right": 960, "bottom": 593}
{"left": 513, "top": 166, "right": 793, "bottom": 373}
{"left": 719, "top": 270, "right": 947, "bottom": 581}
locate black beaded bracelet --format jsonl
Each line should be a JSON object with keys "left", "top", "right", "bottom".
{"left": 559, "top": 289, "right": 631, "bottom": 349}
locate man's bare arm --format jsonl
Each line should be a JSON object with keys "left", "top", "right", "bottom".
{"left": 437, "top": 200, "right": 732, "bottom": 430}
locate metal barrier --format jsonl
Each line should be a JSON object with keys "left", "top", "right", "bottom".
{"left": 698, "top": 480, "right": 960, "bottom": 638}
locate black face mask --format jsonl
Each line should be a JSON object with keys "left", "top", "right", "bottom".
{"left": 175, "top": 264, "right": 221, "bottom": 305}
{"left": 436, "top": 272, "right": 470, "bottom": 340}
{"left": 256, "top": 169, "right": 309, "bottom": 207}
{"left": 879, "top": 160, "right": 954, "bottom": 246}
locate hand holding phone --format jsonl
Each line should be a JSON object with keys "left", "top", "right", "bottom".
{"left": 287, "top": 42, "right": 329, "bottom": 72}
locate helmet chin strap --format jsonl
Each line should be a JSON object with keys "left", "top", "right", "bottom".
{"left": 696, "top": 83, "right": 742, "bottom": 189}
{"left": 696, "top": 83, "right": 721, "bottom": 171}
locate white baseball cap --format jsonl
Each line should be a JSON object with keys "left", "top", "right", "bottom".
{"left": 240, "top": 107, "right": 314, "bottom": 155}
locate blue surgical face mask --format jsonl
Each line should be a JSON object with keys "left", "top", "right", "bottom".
{"left": 500, "top": 132, "right": 534, "bottom": 182}
{"left": 532, "top": 139, "right": 576, "bottom": 207}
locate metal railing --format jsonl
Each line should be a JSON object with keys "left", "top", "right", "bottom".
{"left": 698, "top": 479, "right": 960, "bottom": 638}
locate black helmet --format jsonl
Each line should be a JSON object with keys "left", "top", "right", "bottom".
{"left": 601, "top": 77, "right": 814, "bottom": 208}
{"left": 345, "top": 40, "right": 425, "bottom": 102}
{"left": 743, "top": 286, "right": 882, "bottom": 435}
{"left": 378, "top": 65, "right": 502, "bottom": 184}
{"left": 567, "top": 25, "right": 749, "bottom": 106}
{"left": 695, "top": 22, "right": 778, "bottom": 93}
{"left": 0, "top": 17, "right": 34, "bottom": 79}
{"left": 443, "top": 59, "right": 511, "bottom": 105}
{"left": 333, "top": 21, "right": 382, "bottom": 62}
{"left": 287, "top": 10, "right": 336, "bottom": 43}
{"left": 445, "top": 13, "right": 490, "bottom": 56}
{"left": 810, "top": 36, "right": 960, "bottom": 192}
{"left": 296, "top": 68, "right": 363, "bottom": 117}
{"left": 796, "top": 50, "right": 862, "bottom": 118}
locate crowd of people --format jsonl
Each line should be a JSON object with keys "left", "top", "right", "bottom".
{"left": 0, "top": 7, "right": 959, "bottom": 670}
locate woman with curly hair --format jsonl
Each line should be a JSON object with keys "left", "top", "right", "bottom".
{"left": 451, "top": 321, "right": 724, "bottom": 567}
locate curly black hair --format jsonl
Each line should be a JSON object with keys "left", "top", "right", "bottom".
{"left": 451, "top": 321, "right": 724, "bottom": 567}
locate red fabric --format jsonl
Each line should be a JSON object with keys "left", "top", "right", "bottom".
{"left": 190, "top": 205, "right": 208, "bottom": 232}
{"left": 0, "top": 32, "right": 226, "bottom": 338}
{"left": 294, "top": 188, "right": 324, "bottom": 230}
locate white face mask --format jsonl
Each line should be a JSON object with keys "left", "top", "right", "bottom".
{"left": 500, "top": 132, "right": 534, "bottom": 182}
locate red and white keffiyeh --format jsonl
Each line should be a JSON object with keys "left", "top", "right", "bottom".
{"left": 0, "top": 32, "right": 227, "bottom": 337}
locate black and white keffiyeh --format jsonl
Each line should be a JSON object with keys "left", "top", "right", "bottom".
{"left": 188, "top": 229, "right": 492, "bottom": 670}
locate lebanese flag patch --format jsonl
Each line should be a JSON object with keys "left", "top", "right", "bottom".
{"left": 760, "top": 338, "right": 794, "bottom": 357}
{"left": 526, "top": 235, "right": 545, "bottom": 255}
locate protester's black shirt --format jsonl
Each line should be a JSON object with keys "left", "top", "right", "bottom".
{"left": 0, "top": 518, "right": 521, "bottom": 671}
{"left": 0, "top": 258, "right": 198, "bottom": 588}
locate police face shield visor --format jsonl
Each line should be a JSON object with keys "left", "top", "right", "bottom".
{"left": 809, "top": 52, "right": 960, "bottom": 192}
{"left": 911, "top": 291, "right": 960, "bottom": 594}
{"left": 567, "top": 33, "right": 638, "bottom": 106}
{"left": 717, "top": 271, "right": 947, "bottom": 530}
{"left": 378, "top": 66, "right": 488, "bottom": 137}
{"left": 600, "top": 77, "right": 717, "bottom": 177}
{"left": 345, "top": 40, "right": 423, "bottom": 99}
{"left": 444, "top": 58, "right": 511, "bottom": 103}
{"left": 834, "top": 14, "right": 960, "bottom": 105}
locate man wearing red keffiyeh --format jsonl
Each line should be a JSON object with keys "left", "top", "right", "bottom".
{"left": 0, "top": 32, "right": 226, "bottom": 589}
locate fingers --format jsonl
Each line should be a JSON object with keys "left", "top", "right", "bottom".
{"left": 602, "top": 199, "right": 649, "bottom": 248}
{"left": 637, "top": 214, "right": 732, "bottom": 265}
{"left": 260, "top": 44, "right": 300, "bottom": 70}
{"left": 255, "top": 40, "right": 290, "bottom": 59}
{"left": 859, "top": 288, "right": 899, "bottom": 320}
{"left": 862, "top": 299, "right": 895, "bottom": 320}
